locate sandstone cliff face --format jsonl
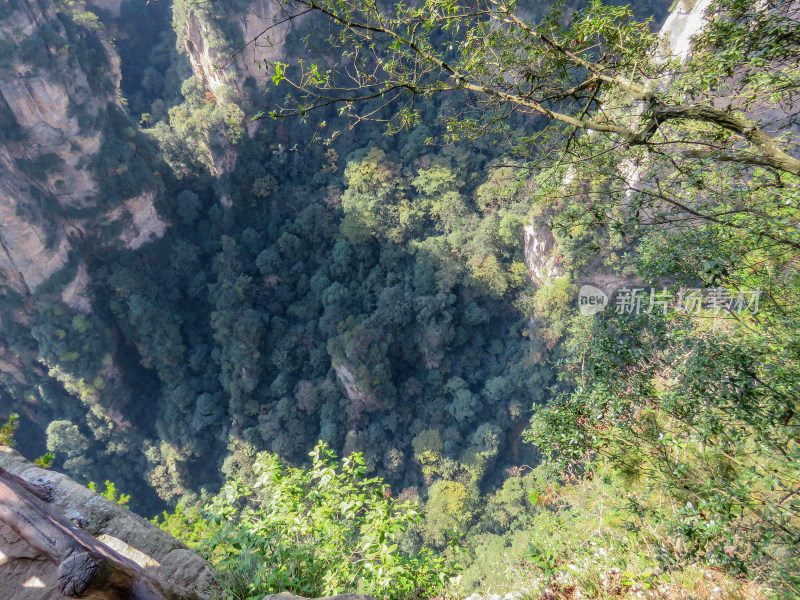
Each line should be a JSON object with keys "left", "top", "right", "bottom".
{"left": 234, "top": 0, "right": 296, "bottom": 82}
{"left": 0, "top": 446, "right": 216, "bottom": 600}
{"left": 0, "top": 0, "right": 166, "bottom": 296}
{"left": 334, "top": 362, "right": 378, "bottom": 412}
{"left": 108, "top": 191, "right": 170, "bottom": 251}
{"left": 178, "top": 0, "right": 293, "bottom": 93}
{"left": 657, "top": 0, "right": 714, "bottom": 62}
{"left": 61, "top": 262, "right": 92, "bottom": 313}
{"left": 0, "top": 0, "right": 102, "bottom": 292}
{"left": 174, "top": 0, "right": 298, "bottom": 177}
{"left": 523, "top": 224, "right": 564, "bottom": 286}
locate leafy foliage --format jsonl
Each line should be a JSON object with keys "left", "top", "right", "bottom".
{"left": 88, "top": 480, "right": 132, "bottom": 507}
{"left": 158, "top": 443, "right": 456, "bottom": 600}
{"left": 526, "top": 180, "right": 800, "bottom": 595}
{"left": 0, "top": 413, "right": 19, "bottom": 447}
{"left": 34, "top": 452, "right": 56, "bottom": 468}
{"left": 3, "top": 0, "right": 799, "bottom": 597}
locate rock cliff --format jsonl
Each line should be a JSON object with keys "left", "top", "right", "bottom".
{"left": 0, "top": 0, "right": 170, "bottom": 484}
{"left": 523, "top": 223, "right": 564, "bottom": 286}
{"left": 172, "top": 0, "right": 300, "bottom": 176}
{"left": 334, "top": 362, "right": 379, "bottom": 413}
{"left": 0, "top": 0, "right": 166, "bottom": 295}
{"left": 176, "top": 0, "right": 293, "bottom": 94}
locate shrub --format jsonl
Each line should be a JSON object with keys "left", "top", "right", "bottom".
{"left": 158, "top": 442, "right": 457, "bottom": 600}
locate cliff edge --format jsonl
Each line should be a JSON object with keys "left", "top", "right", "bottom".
{"left": 0, "top": 446, "right": 216, "bottom": 600}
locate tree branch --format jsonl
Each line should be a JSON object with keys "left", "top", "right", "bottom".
{"left": 273, "top": 0, "right": 800, "bottom": 175}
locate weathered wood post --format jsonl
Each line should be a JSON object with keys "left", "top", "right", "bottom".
{"left": 0, "top": 467, "right": 203, "bottom": 600}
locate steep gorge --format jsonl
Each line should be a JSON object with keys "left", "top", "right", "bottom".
{"left": 0, "top": 0, "right": 172, "bottom": 502}
{"left": 0, "top": 0, "right": 687, "bottom": 519}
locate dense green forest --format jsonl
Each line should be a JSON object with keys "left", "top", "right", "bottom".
{"left": 1, "top": 0, "right": 798, "bottom": 598}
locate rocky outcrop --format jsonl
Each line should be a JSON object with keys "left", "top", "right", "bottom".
{"left": 182, "top": 17, "right": 231, "bottom": 93}
{"left": 0, "top": 346, "right": 27, "bottom": 385}
{"left": 61, "top": 262, "right": 92, "bottom": 313}
{"left": 234, "top": 1, "right": 296, "bottom": 82}
{"left": 0, "top": 173, "right": 70, "bottom": 294}
{"left": 174, "top": 0, "right": 301, "bottom": 177}
{"left": 0, "top": 31, "right": 100, "bottom": 293}
{"left": 0, "top": 447, "right": 216, "bottom": 600}
{"left": 334, "top": 362, "right": 379, "bottom": 412}
{"left": 0, "top": 0, "right": 165, "bottom": 294}
{"left": 657, "top": 0, "right": 714, "bottom": 62}
{"left": 108, "top": 191, "right": 169, "bottom": 250}
{"left": 178, "top": 0, "right": 294, "bottom": 94}
{"left": 523, "top": 224, "right": 564, "bottom": 286}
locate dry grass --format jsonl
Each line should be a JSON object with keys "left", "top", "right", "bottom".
{"left": 538, "top": 567, "right": 770, "bottom": 600}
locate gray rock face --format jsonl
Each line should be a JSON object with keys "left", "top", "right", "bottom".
{"left": 657, "top": 0, "right": 714, "bottom": 63}
{"left": 334, "top": 362, "right": 377, "bottom": 412}
{"left": 179, "top": 0, "right": 294, "bottom": 94}
{"left": 0, "top": 0, "right": 109, "bottom": 293}
{"left": 176, "top": 0, "right": 303, "bottom": 176}
{"left": 0, "top": 447, "right": 217, "bottom": 600}
{"left": 523, "top": 224, "right": 565, "bottom": 286}
{"left": 0, "top": 0, "right": 166, "bottom": 295}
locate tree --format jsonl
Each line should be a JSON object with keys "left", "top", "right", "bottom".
{"left": 422, "top": 480, "right": 471, "bottom": 547}
{"left": 176, "top": 189, "right": 202, "bottom": 224}
{"left": 0, "top": 413, "right": 18, "bottom": 446}
{"left": 257, "top": 0, "right": 799, "bottom": 176}
{"left": 447, "top": 388, "right": 482, "bottom": 423}
{"left": 248, "top": 0, "right": 800, "bottom": 266}
{"left": 46, "top": 420, "right": 90, "bottom": 458}
{"left": 340, "top": 147, "right": 409, "bottom": 242}
{"left": 523, "top": 147, "right": 800, "bottom": 589}
{"left": 238, "top": 0, "right": 800, "bottom": 590}
{"left": 412, "top": 429, "right": 444, "bottom": 466}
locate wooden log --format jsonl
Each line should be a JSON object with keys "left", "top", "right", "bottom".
{"left": 0, "top": 467, "right": 52, "bottom": 500}
{"left": 0, "top": 467, "right": 204, "bottom": 600}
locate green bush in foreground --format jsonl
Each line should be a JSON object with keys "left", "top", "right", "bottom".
{"left": 157, "top": 442, "right": 457, "bottom": 600}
